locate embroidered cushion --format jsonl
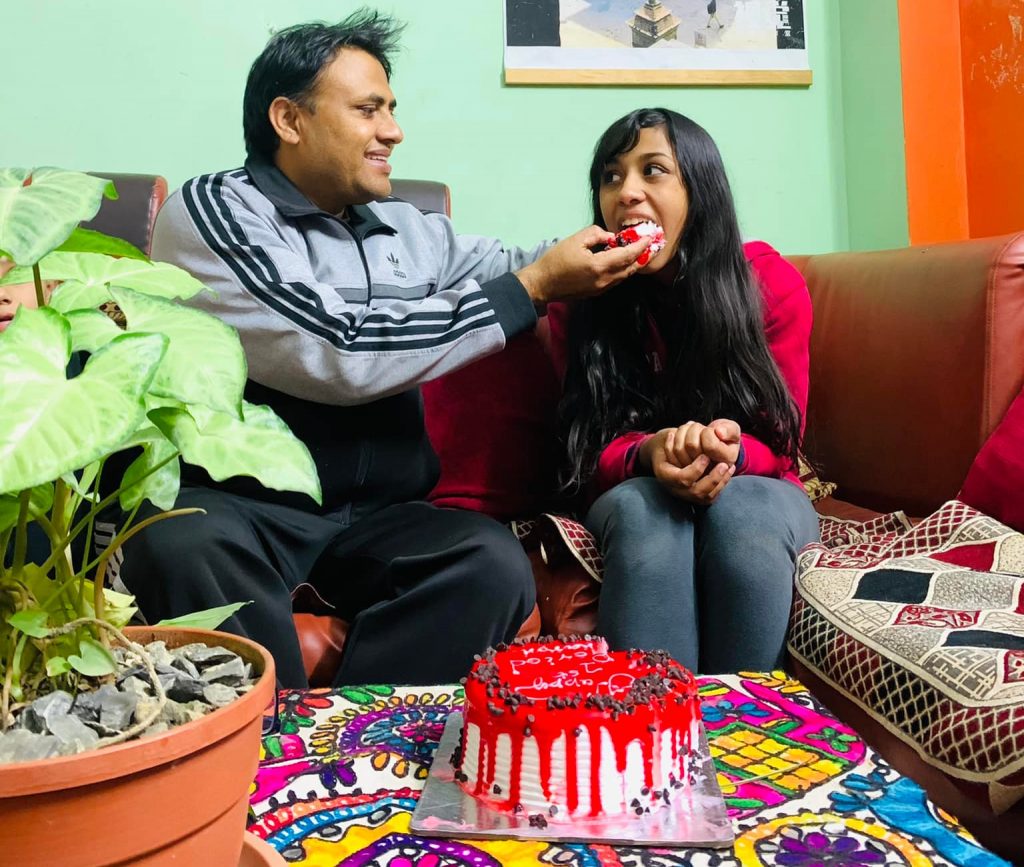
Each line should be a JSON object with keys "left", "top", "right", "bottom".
{"left": 959, "top": 384, "right": 1024, "bottom": 533}
{"left": 789, "top": 500, "right": 1024, "bottom": 813}
{"left": 798, "top": 453, "right": 838, "bottom": 503}
{"left": 421, "top": 329, "right": 560, "bottom": 521}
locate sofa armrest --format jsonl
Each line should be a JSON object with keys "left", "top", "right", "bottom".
{"left": 790, "top": 232, "right": 1024, "bottom": 517}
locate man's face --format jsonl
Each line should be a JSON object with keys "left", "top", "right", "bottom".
{"left": 289, "top": 48, "right": 403, "bottom": 213}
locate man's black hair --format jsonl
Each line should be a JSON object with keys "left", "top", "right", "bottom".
{"left": 242, "top": 9, "right": 404, "bottom": 160}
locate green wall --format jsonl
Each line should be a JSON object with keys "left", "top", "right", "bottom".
{"left": 1, "top": 1, "right": 904, "bottom": 254}
{"left": 838, "top": 1, "right": 910, "bottom": 251}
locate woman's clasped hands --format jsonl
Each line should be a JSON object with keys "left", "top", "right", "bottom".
{"left": 640, "top": 419, "right": 741, "bottom": 505}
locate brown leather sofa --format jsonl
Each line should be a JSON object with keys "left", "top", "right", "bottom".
{"left": 790, "top": 233, "right": 1024, "bottom": 862}
{"left": 796, "top": 232, "right": 1024, "bottom": 523}
{"left": 109, "top": 174, "right": 1024, "bottom": 857}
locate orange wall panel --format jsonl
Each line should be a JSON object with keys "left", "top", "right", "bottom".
{"left": 959, "top": 0, "right": 1024, "bottom": 238}
{"left": 898, "top": 0, "right": 971, "bottom": 244}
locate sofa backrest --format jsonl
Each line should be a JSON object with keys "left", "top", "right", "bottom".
{"left": 790, "top": 232, "right": 1024, "bottom": 517}
{"left": 388, "top": 179, "right": 451, "bottom": 216}
{"left": 83, "top": 173, "right": 168, "bottom": 255}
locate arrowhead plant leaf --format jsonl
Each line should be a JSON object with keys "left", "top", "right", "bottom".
{"left": 7, "top": 609, "right": 50, "bottom": 638}
{"left": 118, "top": 429, "right": 181, "bottom": 511}
{"left": 0, "top": 168, "right": 113, "bottom": 266}
{"left": 150, "top": 402, "right": 322, "bottom": 504}
{"left": 111, "top": 286, "right": 246, "bottom": 417}
{"left": 0, "top": 251, "right": 208, "bottom": 311}
{"left": 156, "top": 601, "right": 252, "bottom": 630}
{"left": 68, "top": 636, "right": 118, "bottom": 677}
{"left": 55, "top": 227, "right": 148, "bottom": 260}
{"left": 66, "top": 308, "right": 122, "bottom": 353}
{"left": 0, "top": 307, "right": 167, "bottom": 494}
{"left": 0, "top": 484, "right": 55, "bottom": 533}
{"left": 46, "top": 656, "right": 72, "bottom": 677}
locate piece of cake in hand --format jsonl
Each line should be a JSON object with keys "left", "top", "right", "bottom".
{"left": 453, "top": 636, "right": 700, "bottom": 824}
{"left": 610, "top": 220, "right": 666, "bottom": 267}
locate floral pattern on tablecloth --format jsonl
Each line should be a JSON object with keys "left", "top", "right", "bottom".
{"left": 247, "top": 674, "right": 1008, "bottom": 866}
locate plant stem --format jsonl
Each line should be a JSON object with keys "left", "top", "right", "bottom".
{"left": 36, "top": 450, "right": 181, "bottom": 581}
{"left": 91, "top": 507, "right": 202, "bottom": 629}
{"left": 78, "top": 458, "right": 106, "bottom": 605}
{"left": 30, "top": 513, "right": 83, "bottom": 638}
{"left": 10, "top": 491, "right": 30, "bottom": 577}
{"left": 10, "top": 633, "right": 28, "bottom": 701}
{"left": 1, "top": 633, "right": 16, "bottom": 731}
{"left": 32, "top": 263, "right": 45, "bottom": 308}
{"left": 0, "top": 525, "right": 12, "bottom": 577}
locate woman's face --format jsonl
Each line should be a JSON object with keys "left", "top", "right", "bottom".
{"left": 0, "top": 259, "right": 44, "bottom": 333}
{"left": 598, "top": 125, "right": 688, "bottom": 275}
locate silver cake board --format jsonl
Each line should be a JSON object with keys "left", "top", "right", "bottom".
{"left": 410, "top": 711, "right": 734, "bottom": 848}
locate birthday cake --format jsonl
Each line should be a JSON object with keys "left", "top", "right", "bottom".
{"left": 454, "top": 636, "right": 700, "bottom": 824}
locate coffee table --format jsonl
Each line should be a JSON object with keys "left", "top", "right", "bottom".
{"left": 247, "top": 673, "right": 1010, "bottom": 865}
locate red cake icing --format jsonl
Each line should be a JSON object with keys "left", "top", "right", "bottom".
{"left": 609, "top": 221, "right": 666, "bottom": 267}
{"left": 454, "top": 636, "right": 700, "bottom": 823}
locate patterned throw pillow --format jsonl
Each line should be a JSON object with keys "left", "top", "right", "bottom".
{"left": 790, "top": 500, "right": 1024, "bottom": 813}
{"left": 798, "top": 453, "right": 838, "bottom": 503}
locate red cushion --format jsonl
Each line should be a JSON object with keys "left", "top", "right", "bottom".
{"left": 958, "top": 385, "right": 1024, "bottom": 532}
{"left": 422, "top": 328, "right": 560, "bottom": 521}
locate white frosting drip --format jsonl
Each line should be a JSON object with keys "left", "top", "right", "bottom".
{"left": 472, "top": 719, "right": 693, "bottom": 819}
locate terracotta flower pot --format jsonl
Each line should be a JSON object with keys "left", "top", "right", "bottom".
{"left": 0, "top": 626, "right": 275, "bottom": 866}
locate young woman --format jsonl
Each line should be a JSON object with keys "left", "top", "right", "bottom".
{"left": 547, "top": 108, "right": 820, "bottom": 673}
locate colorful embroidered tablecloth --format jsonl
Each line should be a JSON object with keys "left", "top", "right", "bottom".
{"left": 248, "top": 673, "right": 1009, "bottom": 866}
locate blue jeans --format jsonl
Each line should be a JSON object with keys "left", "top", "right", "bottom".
{"left": 586, "top": 475, "right": 819, "bottom": 674}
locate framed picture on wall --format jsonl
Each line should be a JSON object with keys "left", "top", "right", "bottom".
{"left": 504, "top": 0, "right": 811, "bottom": 85}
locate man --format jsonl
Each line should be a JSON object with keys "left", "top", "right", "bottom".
{"left": 124, "top": 9, "right": 649, "bottom": 687}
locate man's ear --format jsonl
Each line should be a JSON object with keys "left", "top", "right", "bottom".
{"left": 268, "top": 96, "right": 302, "bottom": 146}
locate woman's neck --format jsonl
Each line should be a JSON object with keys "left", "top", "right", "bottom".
{"left": 651, "top": 257, "right": 681, "bottom": 288}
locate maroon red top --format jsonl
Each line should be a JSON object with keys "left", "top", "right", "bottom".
{"left": 547, "top": 240, "right": 812, "bottom": 497}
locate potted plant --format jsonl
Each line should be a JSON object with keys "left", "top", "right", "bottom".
{"left": 0, "top": 167, "right": 320, "bottom": 865}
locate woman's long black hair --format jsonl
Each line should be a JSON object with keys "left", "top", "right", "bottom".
{"left": 559, "top": 108, "right": 801, "bottom": 490}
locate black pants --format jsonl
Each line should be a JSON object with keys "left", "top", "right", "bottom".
{"left": 118, "top": 488, "right": 535, "bottom": 688}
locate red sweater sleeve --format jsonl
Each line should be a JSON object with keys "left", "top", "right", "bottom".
{"left": 736, "top": 240, "right": 812, "bottom": 481}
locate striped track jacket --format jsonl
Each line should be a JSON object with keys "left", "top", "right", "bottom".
{"left": 151, "top": 157, "right": 549, "bottom": 518}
